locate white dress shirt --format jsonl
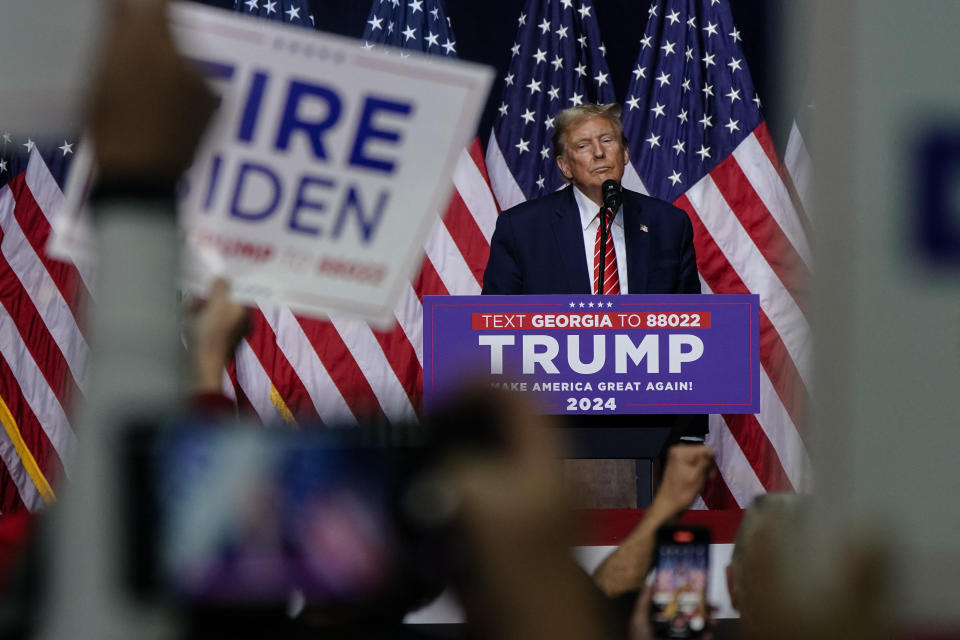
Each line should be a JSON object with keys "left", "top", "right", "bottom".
{"left": 572, "top": 185, "right": 629, "bottom": 293}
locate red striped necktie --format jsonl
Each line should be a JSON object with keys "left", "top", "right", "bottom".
{"left": 593, "top": 208, "right": 620, "bottom": 295}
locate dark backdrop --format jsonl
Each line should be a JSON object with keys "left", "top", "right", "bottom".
{"left": 201, "top": 1, "right": 798, "bottom": 153}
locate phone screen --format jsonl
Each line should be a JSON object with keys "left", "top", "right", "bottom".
{"left": 650, "top": 526, "right": 710, "bottom": 638}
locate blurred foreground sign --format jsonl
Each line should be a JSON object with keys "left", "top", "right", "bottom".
{"left": 54, "top": 3, "right": 493, "bottom": 324}
{"left": 422, "top": 294, "right": 760, "bottom": 415}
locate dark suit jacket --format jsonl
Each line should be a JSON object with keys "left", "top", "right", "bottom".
{"left": 482, "top": 185, "right": 700, "bottom": 295}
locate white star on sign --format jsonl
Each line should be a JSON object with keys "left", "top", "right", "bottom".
{"left": 538, "top": 18, "right": 551, "bottom": 34}
{"left": 728, "top": 57, "right": 742, "bottom": 72}
{"left": 367, "top": 15, "right": 382, "bottom": 30}
{"left": 402, "top": 25, "right": 417, "bottom": 41}
{"left": 59, "top": 140, "right": 73, "bottom": 155}
{"left": 633, "top": 65, "right": 647, "bottom": 80}
{"left": 661, "top": 40, "right": 676, "bottom": 56}
{"left": 651, "top": 102, "right": 665, "bottom": 117}
{"left": 704, "top": 21, "right": 718, "bottom": 36}
{"left": 673, "top": 140, "right": 686, "bottom": 155}
{"left": 666, "top": 9, "right": 680, "bottom": 24}
{"left": 569, "top": 301, "right": 576, "bottom": 308}
{"left": 594, "top": 71, "right": 608, "bottom": 86}
{"left": 578, "top": 4, "right": 591, "bottom": 19}
{"left": 532, "top": 48, "right": 547, "bottom": 64}
{"left": 425, "top": 32, "right": 439, "bottom": 47}
{"left": 579, "top": 302, "right": 585, "bottom": 308}
{"left": 548, "top": 86, "right": 560, "bottom": 100}
{"left": 527, "top": 78, "right": 542, "bottom": 94}
{"left": 551, "top": 55, "right": 564, "bottom": 71}
{"left": 442, "top": 38, "right": 456, "bottom": 54}
{"left": 521, "top": 108, "right": 536, "bottom": 124}
{"left": 515, "top": 138, "right": 530, "bottom": 154}
{"left": 588, "top": 301, "right": 595, "bottom": 308}
{"left": 286, "top": 6, "right": 300, "bottom": 20}
{"left": 656, "top": 71, "right": 670, "bottom": 87}
{"left": 668, "top": 170, "right": 682, "bottom": 186}
{"left": 725, "top": 118, "right": 740, "bottom": 134}
{"left": 696, "top": 145, "right": 711, "bottom": 161}
{"left": 626, "top": 96, "right": 640, "bottom": 110}
{"left": 645, "top": 133, "right": 661, "bottom": 148}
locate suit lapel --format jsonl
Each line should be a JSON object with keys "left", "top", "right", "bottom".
{"left": 623, "top": 191, "right": 651, "bottom": 294}
{"left": 551, "top": 186, "right": 592, "bottom": 294}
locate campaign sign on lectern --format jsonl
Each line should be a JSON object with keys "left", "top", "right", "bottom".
{"left": 423, "top": 294, "right": 760, "bottom": 415}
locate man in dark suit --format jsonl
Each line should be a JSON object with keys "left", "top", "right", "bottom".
{"left": 482, "top": 103, "right": 700, "bottom": 297}
{"left": 482, "top": 104, "right": 705, "bottom": 506}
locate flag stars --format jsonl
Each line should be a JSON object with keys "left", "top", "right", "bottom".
{"left": 730, "top": 27, "right": 742, "bottom": 42}
{"left": 555, "top": 25, "right": 568, "bottom": 39}
{"left": 575, "top": 62, "right": 587, "bottom": 77}
{"left": 681, "top": 78, "right": 691, "bottom": 92}
{"left": 59, "top": 140, "right": 73, "bottom": 156}
{"left": 668, "top": 170, "right": 682, "bottom": 186}
{"left": 648, "top": 3, "right": 658, "bottom": 17}
{"left": 633, "top": 64, "right": 647, "bottom": 80}
{"left": 753, "top": 93, "right": 762, "bottom": 108}
{"left": 285, "top": 5, "right": 300, "bottom": 20}
{"left": 640, "top": 34, "right": 652, "bottom": 49}
{"left": 626, "top": 96, "right": 640, "bottom": 110}
{"left": 702, "top": 83, "right": 714, "bottom": 98}
{"left": 518, "top": 12, "right": 526, "bottom": 25}
{"left": 677, "top": 109, "right": 688, "bottom": 123}
{"left": 569, "top": 92, "right": 584, "bottom": 106}
{"left": 515, "top": 138, "right": 530, "bottom": 154}
{"left": 702, "top": 52, "right": 716, "bottom": 68}
{"left": 656, "top": 71, "right": 670, "bottom": 87}
{"left": 696, "top": 144, "right": 711, "bottom": 161}
{"left": 650, "top": 102, "right": 666, "bottom": 117}
{"left": 594, "top": 71, "right": 608, "bottom": 87}
{"left": 579, "top": 301, "right": 586, "bottom": 308}
{"left": 526, "top": 78, "right": 542, "bottom": 94}
{"left": 578, "top": 35, "right": 588, "bottom": 48}
{"left": 1, "top": 133, "right": 11, "bottom": 144}
{"left": 704, "top": 21, "right": 718, "bottom": 36}
{"left": 387, "top": 21, "right": 394, "bottom": 33}
{"left": 402, "top": 25, "right": 417, "bottom": 41}
{"left": 425, "top": 31, "right": 440, "bottom": 47}
{"left": 725, "top": 118, "right": 740, "bottom": 134}
{"left": 521, "top": 108, "right": 536, "bottom": 124}
{"left": 699, "top": 114, "right": 713, "bottom": 129}
{"left": 645, "top": 133, "right": 661, "bottom": 148}
{"left": 536, "top": 175, "right": 546, "bottom": 189}
{"left": 551, "top": 54, "right": 564, "bottom": 71}
{"left": 545, "top": 115, "right": 556, "bottom": 129}
{"left": 244, "top": 0, "right": 257, "bottom": 11}
{"left": 672, "top": 139, "right": 686, "bottom": 155}
{"left": 685, "top": 46, "right": 694, "bottom": 61}
{"left": 661, "top": 40, "right": 676, "bottom": 56}
{"left": 442, "top": 38, "right": 456, "bottom": 54}
{"left": 687, "top": 16, "right": 696, "bottom": 28}
{"left": 532, "top": 48, "right": 547, "bottom": 64}
{"left": 430, "top": 7, "right": 439, "bottom": 20}
{"left": 598, "top": 43, "right": 606, "bottom": 55}
{"left": 561, "top": 0, "right": 573, "bottom": 8}
{"left": 539, "top": 18, "right": 551, "bottom": 34}
{"left": 578, "top": 4, "right": 591, "bottom": 19}
{"left": 726, "top": 87, "right": 741, "bottom": 102}
{"left": 511, "top": 42, "right": 521, "bottom": 56}
{"left": 0, "top": 159, "right": 6, "bottom": 174}
{"left": 728, "top": 57, "right": 743, "bottom": 72}
{"left": 548, "top": 85, "right": 560, "bottom": 100}
{"left": 504, "top": 73, "right": 515, "bottom": 86}
{"left": 498, "top": 102, "right": 509, "bottom": 116}
{"left": 23, "top": 138, "right": 35, "bottom": 152}
{"left": 666, "top": 9, "right": 680, "bottom": 24}
{"left": 409, "top": 0, "right": 423, "bottom": 13}
{"left": 367, "top": 15, "right": 383, "bottom": 30}
{"left": 540, "top": 146, "right": 551, "bottom": 159}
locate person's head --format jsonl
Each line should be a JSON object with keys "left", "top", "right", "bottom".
{"left": 726, "top": 493, "right": 808, "bottom": 640}
{"left": 552, "top": 103, "right": 629, "bottom": 202}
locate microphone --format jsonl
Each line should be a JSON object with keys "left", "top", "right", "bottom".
{"left": 602, "top": 179, "right": 622, "bottom": 212}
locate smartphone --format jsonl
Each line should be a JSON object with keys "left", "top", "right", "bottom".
{"left": 650, "top": 525, "right": 710, "bottom": 638}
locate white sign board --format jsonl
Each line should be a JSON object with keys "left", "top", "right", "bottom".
{"left": 54, "top": 3, "right": 493, "bottom": 324}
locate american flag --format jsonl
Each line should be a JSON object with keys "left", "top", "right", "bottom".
{"left": 620, "top": 0, "right": 812, "bottom": 507}
{"left": 227, "top": 0, "right": 499, "bottom": 426}
{"left": 234, "top": 0, "right": 314, "bottom": 27}
{"left": 0, "top": 134, "right": 86, "bottom": 512}
{"left": 486, "top": 0, "right": 616, "bottom": 210}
